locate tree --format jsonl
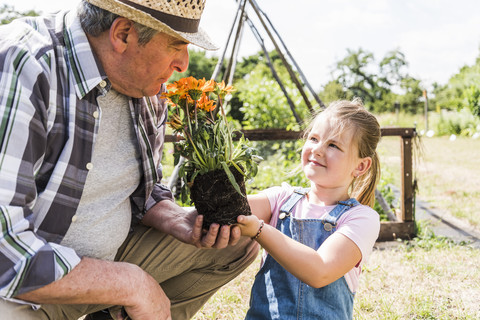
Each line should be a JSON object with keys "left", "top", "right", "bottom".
{"left": 319, "top": 80, "right": 353, "bottom": 105}
{"left": 327, "top": 48, "right": 423, "bottom": 113}
{"left": 333, "top": 48, "right": 377, "bottom": 105}
{"left": 378, "top": 49, "right": 408, "bottom": 87}
{"left": 396, "top": 76, "right": 424, "bottom": 114}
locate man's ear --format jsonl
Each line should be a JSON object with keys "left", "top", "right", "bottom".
{"left": 354, "top": 156, "right": 372, "bottom": 178}
{"left": 109, "top": 17, "right": 136, "bottom": 53}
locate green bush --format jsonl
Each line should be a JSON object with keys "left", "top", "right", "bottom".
{"left": 434, "top": 109, "right": 480, "bottom": 136}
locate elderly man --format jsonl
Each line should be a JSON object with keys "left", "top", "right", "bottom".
{"left": 0, "top": 0, "right": 258, "bottom": 319}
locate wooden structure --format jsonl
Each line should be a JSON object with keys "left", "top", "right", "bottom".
{"left": 166, "top": 127, "right": 417, "bottom": 242}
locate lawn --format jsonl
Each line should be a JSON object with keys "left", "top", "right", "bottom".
{"left": 187, "top": 136, "right": 480, "bottom": 319}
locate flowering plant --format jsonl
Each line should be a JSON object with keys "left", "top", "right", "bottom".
{"left": 163, "top": 77, "right": 262, "bottom": 203}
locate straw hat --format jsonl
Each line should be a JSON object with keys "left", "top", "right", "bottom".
{"left": 86, "top": 0, "right": 218, "bottom": 50}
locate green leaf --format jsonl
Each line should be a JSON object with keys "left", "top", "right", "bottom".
{"left": 221, "top": 162, "right": 245, "bottom": 197}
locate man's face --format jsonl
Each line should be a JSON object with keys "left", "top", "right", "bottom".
{"left": 111, "top": 30, "right": 190, "bottom": 98}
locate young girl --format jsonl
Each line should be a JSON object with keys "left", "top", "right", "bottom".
{"left": 237, "top": 99, "right": 381, "bottom": 319}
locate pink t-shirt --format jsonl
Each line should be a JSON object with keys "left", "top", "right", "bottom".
{"left": 262, "top": 183, "right": 380, "bottom": 293}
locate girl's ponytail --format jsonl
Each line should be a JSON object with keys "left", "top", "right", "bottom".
{"left": 352, "top": 151, "right": 381, "bottom": 207}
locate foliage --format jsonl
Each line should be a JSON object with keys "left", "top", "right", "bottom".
{"left": 432, "top": 52, "right": 480, "bottom": 115}
{"left": 318, "top": 80, "right": 353, "bottom": 106}
{"left": 465, "top": 84, "right": 480, "bottom": 117}
{"left": 0, "top": 5, "right": 40, "bottom": 25}
{"left": 237, "top": 74, "right": 296, "bottom": 129}
{"left": 433, "top": 108, "right": 479, "bottom": 136}
{"left": 246, "top": 141, "right": 308, "bottom": 193}
{"left": 406, "top": 220, "right": 465, "bottom": 250}
{"left": 235, "top": 55, "right": 313, "bottom": 130}
{"left": 372, "top": 171, "right": 399, "bottom": 222}
{"left": 395, "top": 76, "right": 424, "bottom": 114}
{"left": 163, "top": 77, "right": 262, "bottom": 201}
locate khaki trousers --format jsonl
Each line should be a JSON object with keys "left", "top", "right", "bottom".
{"left": 1, "top": 224, "right": 259, "bottom": 320}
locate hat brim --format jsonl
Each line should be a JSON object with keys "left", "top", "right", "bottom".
{"left": 86, "top": 0, "right": 219, "bottom": 50}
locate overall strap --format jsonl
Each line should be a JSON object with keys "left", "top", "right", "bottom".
{"left": 279, "top": 187, "right": 309, "bottom": 218}
{"left": 324, "top": 198, "right": 360, "bottom": 227}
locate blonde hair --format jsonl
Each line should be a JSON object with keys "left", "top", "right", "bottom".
{"left": 304, "top": 98, "right": 381, "bottom": 207}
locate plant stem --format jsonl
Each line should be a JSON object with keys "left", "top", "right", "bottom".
{"left": 194, "top": 100, "right": 198, "bottom": 130}
{"left": 185, "top": 131, "right": 207, "bottom": 167}
{"left": 185, "top": 102, "right": 193, "bottom": 137}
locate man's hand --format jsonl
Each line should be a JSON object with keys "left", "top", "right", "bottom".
{"left": 119, "top": 267, "right": 171, "bottom": 320}
{"left": 16, "top": 258, "right": 171, "bottom": 320}
{"left": 142, "top": 200, "right": 242, "bottom": 249}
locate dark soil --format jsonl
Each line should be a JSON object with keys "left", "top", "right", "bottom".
{"left": 190, "top": 167, "right": 251, "bottom": 229}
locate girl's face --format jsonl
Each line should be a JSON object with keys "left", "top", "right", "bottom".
{"left": 301, "top": 115, "right": 362, "bottom": 192}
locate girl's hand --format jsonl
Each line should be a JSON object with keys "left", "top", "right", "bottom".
{"left": 236, "top": 215, "right": 261, "bottom": 238}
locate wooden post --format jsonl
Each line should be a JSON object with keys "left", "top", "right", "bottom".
{"left": 400, "top": 129, "right": 414, "bottom": 221}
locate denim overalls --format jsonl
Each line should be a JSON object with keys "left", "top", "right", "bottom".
{"left": 245, "top": 188, "right": 359, "bottom": 320}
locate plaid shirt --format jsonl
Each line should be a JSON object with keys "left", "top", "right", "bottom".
{"left": 0, "top": 9, "right": 173, "bottom": 298}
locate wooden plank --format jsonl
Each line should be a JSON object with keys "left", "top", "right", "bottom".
{"left": 381, "top": 127, "right": 415, "bottom": 138}
{"left": 238, "top": 129, "right": 303, "bottom": 141}
{"left": 165, "top": 127, "right": 416, "bottom": 142}
{"left": 378, "top": 221, "right": 416, "bottom": 241}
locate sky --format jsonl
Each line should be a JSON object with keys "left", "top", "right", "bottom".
{"left": 4, "top": 0, "right": 480, "bottom": 92}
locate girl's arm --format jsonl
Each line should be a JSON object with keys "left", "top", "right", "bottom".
{"left": 238, "top": 199, "right": 361, "bottom": 288}
{"left": 246, "top": 193, "right": 273, "bottom": 223}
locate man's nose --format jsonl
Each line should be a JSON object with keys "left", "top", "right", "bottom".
{"left": 172, "top": 47, "right": 189, "bottom": 73}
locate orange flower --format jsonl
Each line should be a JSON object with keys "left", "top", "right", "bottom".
{"left": 216, "top": 80, "right": 235, "bottom": 97}
{"left": 201, "top": 79, "right": 216, "bottom": 93}
{"left": 197, "top": 94, "right": 216, "bottom": 112}
{"left": 183, "top": 76, "right": 204, "bottom": 101}
{"left": 184, "top": 76, "right": 200, "bottom": 89}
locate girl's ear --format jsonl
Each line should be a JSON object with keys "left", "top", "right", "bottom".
{"left": 353, "top": 156, "right": 372, "bottom": 178}
{"left": 109, "top": 17, "right": 136, "bottom": 53}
